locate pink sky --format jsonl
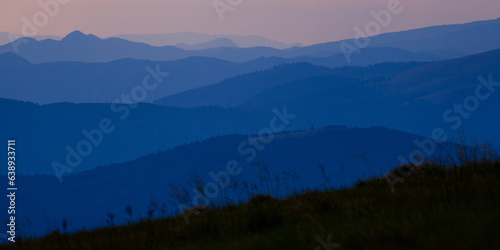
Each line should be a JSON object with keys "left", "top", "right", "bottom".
{"left": 1, "top": 0, "right": 499, "bottom": 45}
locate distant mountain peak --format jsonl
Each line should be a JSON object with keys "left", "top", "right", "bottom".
{"left": 65, "top": 30, "right": 86, "bottom": 38}
{"left": 62, "top": 30, "right": 100, "bottom": 42}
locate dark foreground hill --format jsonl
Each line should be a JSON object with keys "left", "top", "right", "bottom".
{"left": 2, "top": 126, "right": 458, "bottom": 239}
{"left": 5, "top": 158, "right": 499, "bottom": 249}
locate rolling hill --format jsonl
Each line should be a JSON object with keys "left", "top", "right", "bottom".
{"left": 286, "top": 17, "right": 500, "bottom": 59}
{"left": 239, "top": 50, "right": 500, "bottom": 148}
{"left": 6, "top": 126, "right": 458, "bottom": 238}
{"left": 111, "top": 32, "right": 300, "bottom": 49}
{"left": 3, "top": 50, "right": 498, "bottom": 179}
{"left": 0, "top": 98, "right": 274, "bottom": 175}
{"left": 156, "top": 50, "right": 500, "bottom": 148}
{"left": 7, "top": 159, "right": 499, "bottom": 249}
{"left": 155, "top": 61, "right": 426, "bottom": 107}
{"left": 0, "top": 53, "right": 292, "bottom": 104}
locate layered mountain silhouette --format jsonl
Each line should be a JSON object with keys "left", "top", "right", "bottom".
{"left": 0, "top": 53, "right": 292, "bottom": 103}
{"left": 0, "top": 98, "right": 275, "bottom": 175}
{"left": 0, "top": 19, "right": 500, "bottom": 65}
{"left": 0, "top": 17, "right": 499, "bottom": 241}
{"left": 174, "top": 37, "right": 238, "bottom": 50}
{"left": 287, "top": 17, "right": 500, "bottom": 59}
{"left": 2, "top": 50, "right": 499, "bottom": 178}
{"left": 238, "top": 50, "right": 500, "bottom": 147}
{"left": 2, "top": 18, "right": 499, "bottom": 65}
{"left": 0, "top": 32, "right": 436, "bottom": 65}
{"left": 112, "top": 32, "right": 301, "bottom": 49}
{"left": 11, "top": 126, "right": 458, "bottom": 236}
{"left": 157, "top": 50, "right": 500, "bottom": 109}
{"left": 157, "top": 49, "right": 500, "bottom": 147}
{"left": 0, "top": 48, "right": 437, "bottom": 104}
{"left": 0, "top": 31, "right": 186, "bottom": 63}
{"left": 155, "top": 62, "right": 426, "bottom": 108}
{"left": 0, "top": 31, "right": 61, "bottom": 45}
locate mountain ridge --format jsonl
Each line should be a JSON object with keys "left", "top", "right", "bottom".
{"left": 1, "top": 18, "right": 499, "bottom": 64}
{"left": 8, "top": 125, "right": 459, "bottom": 237}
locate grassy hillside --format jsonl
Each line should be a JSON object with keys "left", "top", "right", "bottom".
{"left": 5, "top": 158, "right": 500, "bottom": 250}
